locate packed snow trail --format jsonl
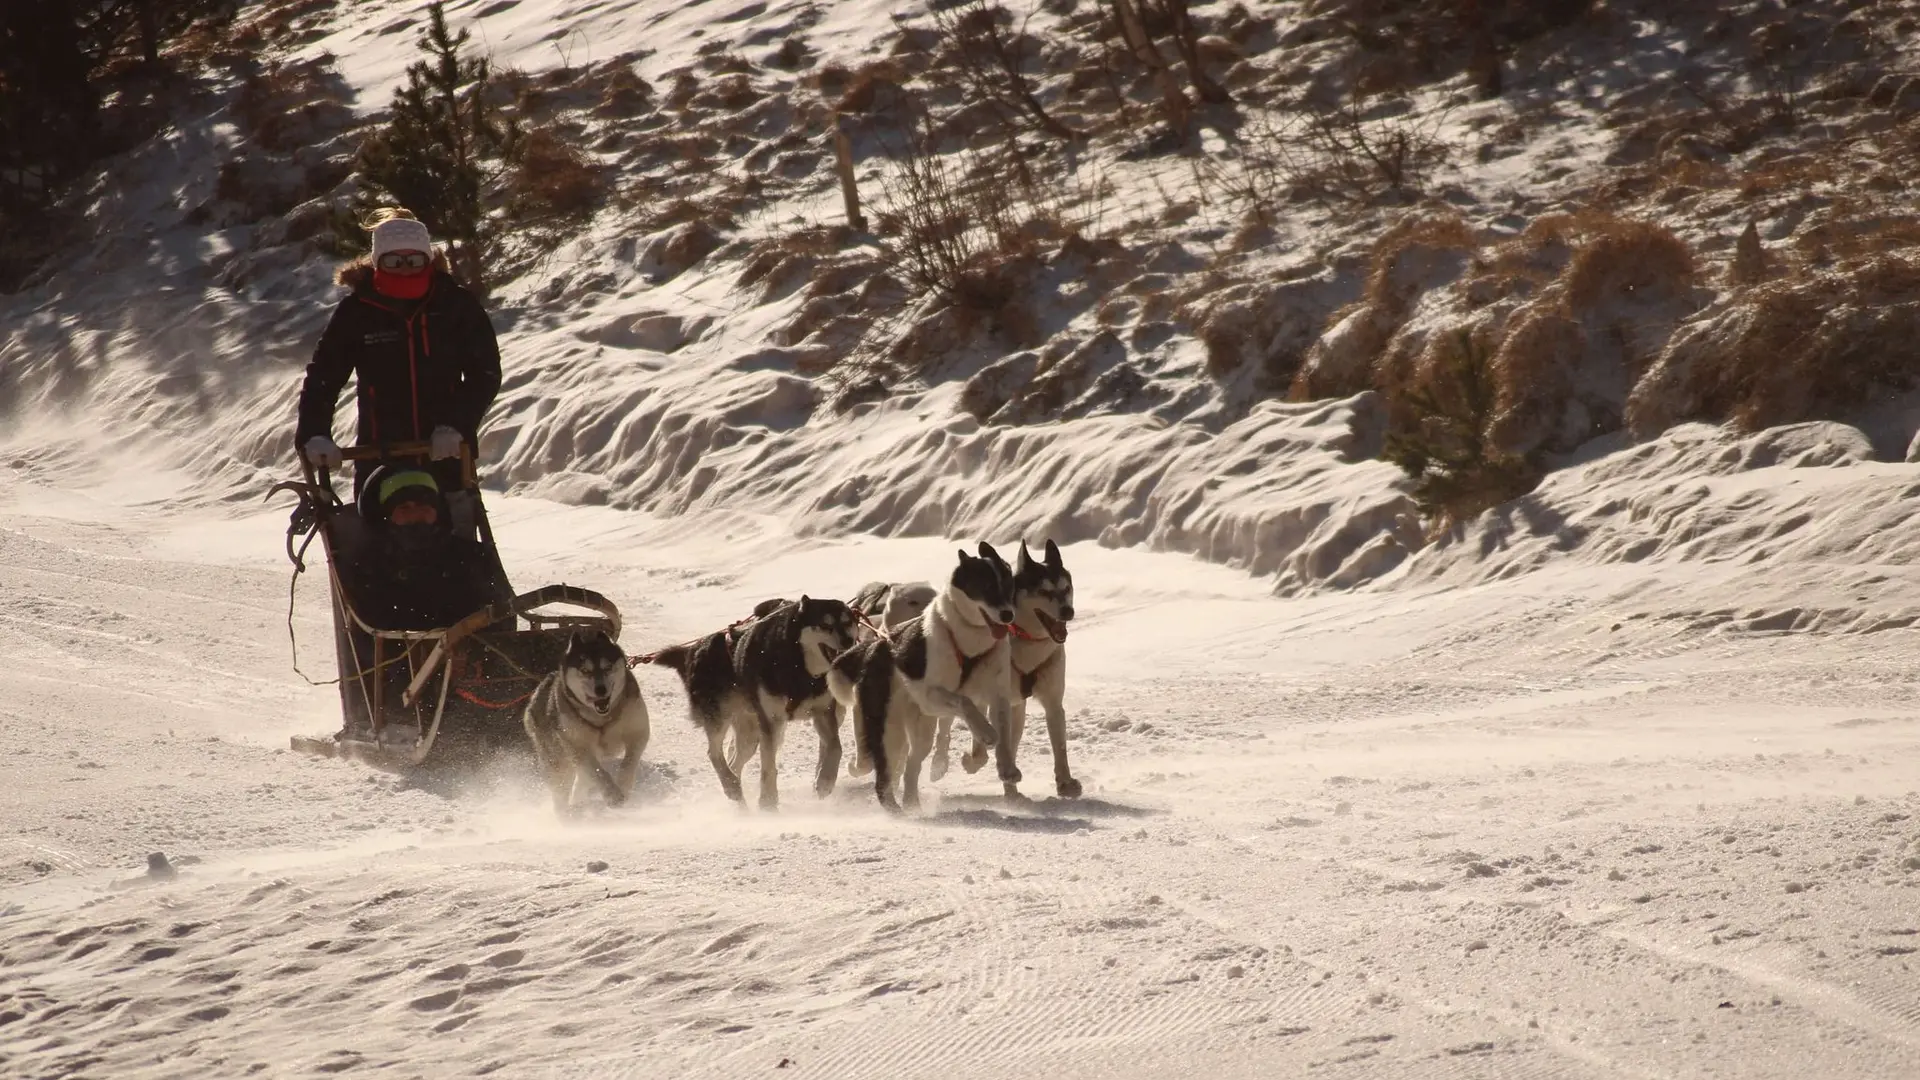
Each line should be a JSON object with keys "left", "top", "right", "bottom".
{"left": 2, "top": 470, "right": 1917, "bottom": 1079}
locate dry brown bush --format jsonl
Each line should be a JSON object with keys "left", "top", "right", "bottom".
{"left": 596, "top": 65, "right": 651, "bottom": 118}
{"left": 1563, "top": 217, "right": 1696, "bottom": 310}
{"left": 233, "top": 57, "right": 352, "bottom": 152}
{"left": 694, "top": 74, "right": 762, "bottom": 112}
{"left": 1294, "top": 211, "right": 1702, "bottom": 465}
{"left": 836, "top": 62, "right": 911, "bottom": 114}
{"left": 1629, "top": 255, "right": 1920, "bottom": 437}
{"left": 1363, "top": 213, "right": 1477, "bottom": 311}
{"left": 928, "top": 0, "right": 1084, "bottom": 142}
{"left": 508, "top": 129, "right": 605, "bottom": 220}
{"left": 1209, "top": 97, "right": 1454, "bottom": 216}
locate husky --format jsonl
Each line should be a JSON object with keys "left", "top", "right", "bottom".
{"left": 934, "top": 540, "right": 1080, "bottom": 799}
{"left": 843, "top": 579, "right": 939, "bottom": 778}
{"left": 828, "top": 543, "right": 1016, "bottom": 811}
{"left": 849, "top": 581, "right": 938, "bottom": 639}
{"left": 647, "top": 597, "right": 858, "bottom": 807}
{"left": 728, "top": 596, "right": 861, "bottom": 806}
{"left": 522, "top": 629, "right": 652, "bottom": 816}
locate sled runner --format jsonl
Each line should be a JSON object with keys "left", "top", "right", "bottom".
{"left": 272, "top": 442, "right": 621, "bottom": 773}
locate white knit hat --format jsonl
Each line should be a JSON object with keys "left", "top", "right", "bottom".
{"left": 371, "top": 217, "right": 433, "bottom": 260}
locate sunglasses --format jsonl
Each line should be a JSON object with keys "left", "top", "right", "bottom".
{"left": 378, "top": 251, "right": 431, "bottom": 271}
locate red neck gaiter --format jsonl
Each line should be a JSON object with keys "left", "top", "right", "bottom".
{"left": 373, "top": 270, "right": 431, "bottom": 300}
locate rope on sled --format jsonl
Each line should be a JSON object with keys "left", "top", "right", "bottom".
{"left": 282, "top": 565, "right": 411, "bottom": 688}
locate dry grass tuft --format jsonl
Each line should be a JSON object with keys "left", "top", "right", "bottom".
{"left": 1363, "top": 212, "right": 1478, "bottom": 312}
{"left": 233, "top": 57, "right": 352, "bottom": 152}
{"left": 1563, "top": 218, "right": 1696, "bottom": 310}
{"left": 508, "top": 130, "right": 605, "bottom": 220}
{"left": 1630, "top": 255, "right": 1920, "bottom": 436}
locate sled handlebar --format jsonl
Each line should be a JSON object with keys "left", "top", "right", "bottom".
{"left": 339, "top": 441, "right": 433, "bottom": 463}
{"left": 300, "top": 441, "right": 477, "bottom": 493}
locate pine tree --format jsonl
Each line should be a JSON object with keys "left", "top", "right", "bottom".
{"left": 347, "top": 1, "right": 519, "bottom": 289}
{"left": 0, "top": 2, "right": 100, "bottom": 211}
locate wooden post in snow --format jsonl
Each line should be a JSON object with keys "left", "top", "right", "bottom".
{"left": 834, "top": 114, "right": 866, "bottom": 232}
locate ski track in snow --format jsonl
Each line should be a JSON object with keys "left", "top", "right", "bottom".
{"left": 2, "top": 470, "right": 1918, "bottom": 1079}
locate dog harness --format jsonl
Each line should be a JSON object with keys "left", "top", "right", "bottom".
{"left": 944, "top": 621, "right": 1005, "bottom": 685}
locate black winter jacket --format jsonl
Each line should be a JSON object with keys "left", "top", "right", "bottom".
{"left": 295, "top": 263, "right": 502, "bottom": 453}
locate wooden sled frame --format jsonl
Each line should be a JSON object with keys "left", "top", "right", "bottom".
{"left": 280, "top": 442, "right": 622, "bottom": 773}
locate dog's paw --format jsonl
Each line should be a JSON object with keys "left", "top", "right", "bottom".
{"left": 998, "top": 763, "right": 1023, "bottom": 785}
{"left": 961, "top": 748, "right": 987, "bottom": 774}
{"left": 1056, "top": 776, "right": 1083, "bottom": 799}
{"left": 1003, "top": 786, "right": 1032, "bottom": 805}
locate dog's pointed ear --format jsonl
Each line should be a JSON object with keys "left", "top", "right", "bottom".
{"left": 956, "top": 548, "right": 971, "bottom": 565}
{"left": 1017, "top": 541, "right": 1034, "bottom": 572}
{"left": 1045, "top": 539, "right": 1062, "bottom": 567}
{"left": 566, "top": 630, "right": 582, "bottom": 654}
{"left": 798, "top": 594, "right": 813, "bottom": 615}
{"left": 978, "top": 540, "right": 1001, "bottom": 564}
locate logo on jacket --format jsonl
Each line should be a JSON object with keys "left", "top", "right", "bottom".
{"left": 363, "top": 330, "right": 403, "bottom": 346}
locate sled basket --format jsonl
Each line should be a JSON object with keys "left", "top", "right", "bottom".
{"left": 277, "top": 442, "right": 623, "bottom": 773}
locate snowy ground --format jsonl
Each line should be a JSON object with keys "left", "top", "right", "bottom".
{"left": 4, "top": 459, "right": 1918, "bottom": 1079}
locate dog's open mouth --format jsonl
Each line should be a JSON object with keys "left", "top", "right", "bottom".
{"left": 1037, "top": 610, "right": 1069, "bottom": 643}
{"left": 990, "top": 622, "right": 1009, "bottom": 640}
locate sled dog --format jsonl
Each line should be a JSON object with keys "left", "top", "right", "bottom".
{"left": 828, "top": 543, "right": 1016, "bottom": 810}
{"left": 728, "top": 596, "right": 861, "bottom": 806}
{"left": 522, "top": 629, "right": 651, "bottom": 815}
{"left": 648, "top": 597, "right": 858, "bottom": 807}
{"left": 849, "top": 581, "right": 938, "bottom": 639}
{"left": 935, "top": 540, "right": 1080, "bottom": 798}
{"left": 843, "top": 579, "right": 939, "bottom": 778}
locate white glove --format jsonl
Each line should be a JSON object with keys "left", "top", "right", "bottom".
{"left": 430, "top": 425, "right": 464, "bottom": 461}
{"left": 303, "top": 435, "right": 343, "bottom": 469}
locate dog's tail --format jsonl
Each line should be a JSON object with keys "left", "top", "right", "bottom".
{"left": 830, "top": 643, "right": 874, "bottom": 777}
{"left": 642, "top": 643, "right": 695, "bottom": 682}
{"left": 857, "top": 642, "right": 898, "bottom": 810}
{"left": 826, "top": 642, "right": 865, "bottom": 708}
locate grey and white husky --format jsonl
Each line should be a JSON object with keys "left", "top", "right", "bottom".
{"left": 849, "top": 581, "right": 938, "bottom": 639}
{"left": 828, "top": 543, "right": 1016, "bottom": 811}
{"left": 935, "top": 540, "right": 1081, "bottom": 799}
{"left": 647, "top": 597, "right": 859, "bottom": 807}
{"left": 522, "top": 629, "right": 652, "bottom": 816}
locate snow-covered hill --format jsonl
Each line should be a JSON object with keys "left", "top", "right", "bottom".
{"left": 7, "top": 0, "right": 1920, "bottom": 596}
{"left": 5, "top": 2, "right": 1920, "bottom": 1076}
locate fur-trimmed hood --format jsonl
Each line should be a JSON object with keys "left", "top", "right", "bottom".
{"left": 335, "top": 249, "right": 454, "bottom": 289}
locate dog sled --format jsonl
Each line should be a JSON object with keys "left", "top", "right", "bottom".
{"left": 272, "top": 442, "right": 621, "bottom": 773}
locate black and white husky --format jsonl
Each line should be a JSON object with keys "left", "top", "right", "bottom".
{"left": 936, "top": 540, "right": 1080, "bottom": 799}
{"left": 844, "top": 579, "right": 939, "bottom": 778}
{"left": 828, "top": 543, "right": 1016, "bottom": 810}
{"left": 522, "top": 629, "right": 652, "bottom": 816}
{"left": 647, "top": 597, "right": 858, "bottom": 808}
